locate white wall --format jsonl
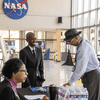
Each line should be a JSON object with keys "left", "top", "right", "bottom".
{"left": 0, "top": 0, "right": 71, "bottom": 30}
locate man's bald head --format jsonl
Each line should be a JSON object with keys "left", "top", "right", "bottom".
{"left": 26, "top": 32, "right": 35, "bottom": 40}
{"left": 26, "top": 32, "right": 36, "bottom": 47}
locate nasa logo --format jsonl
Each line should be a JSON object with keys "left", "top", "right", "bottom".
{"left": 3, "top": 0, "right": 28, "bottom": 19}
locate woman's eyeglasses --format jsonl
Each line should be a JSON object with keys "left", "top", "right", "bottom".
{"left": 19, "top": 70, "right": 28, "bottom": 74}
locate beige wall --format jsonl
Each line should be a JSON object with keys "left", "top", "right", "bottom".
{"left": 0, "top": 0, "right": 71, "bottom": 30}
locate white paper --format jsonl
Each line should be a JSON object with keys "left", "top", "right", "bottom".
{"left": 24, "top": 94, "right": 46, "bottom": 100}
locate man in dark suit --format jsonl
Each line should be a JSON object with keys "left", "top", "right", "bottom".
{"left": 19, "top": 32, "right": 45, "bottom": 88}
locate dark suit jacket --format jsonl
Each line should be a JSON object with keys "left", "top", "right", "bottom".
{"left": 19, "top": 46, "right": 44, "bottom": 87}
{"left": 0, "top": 79, "right": 20, "bottom": 100}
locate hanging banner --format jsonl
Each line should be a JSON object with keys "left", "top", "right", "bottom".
{"left": 3, "top": 0, "right": 28, "bottom": 19}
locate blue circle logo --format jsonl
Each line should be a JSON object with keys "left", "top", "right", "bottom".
{"left": 3, "top": 0, "right": 28, "bottom": 19}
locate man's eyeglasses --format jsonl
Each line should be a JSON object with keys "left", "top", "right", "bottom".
{"left": 19, "top": 70, "right": 28, "bottom": 74}
{"left": 67, "top": 38, "right": 75, "bottom": 44}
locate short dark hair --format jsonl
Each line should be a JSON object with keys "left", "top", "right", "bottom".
{"left": 2, "top": 58, "right": 23, "bottom": 79}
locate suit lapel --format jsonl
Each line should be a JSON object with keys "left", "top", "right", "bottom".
{"left": 26, "top": 46, "right": 36, "bottom": 65}
{"left": 35, "top": 47, "right": 38, "bottom": 61}
{"left": 35, "top": 47, "right": 40, "bottom": 67}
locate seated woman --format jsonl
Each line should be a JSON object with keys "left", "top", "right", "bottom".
{"left": 0, "top": 58, "right": 28, "bottom": 100}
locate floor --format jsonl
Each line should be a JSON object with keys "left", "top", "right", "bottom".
{"left": 43, "top": 60, "right": 82, "bottom": 87}
{"left": 15, "top": 60, "right": 82, "bottom": 88}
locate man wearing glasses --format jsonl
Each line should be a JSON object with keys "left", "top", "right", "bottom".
{"left": 63, "top": 28, "right": 100, "bottom": 100}
{"left": 19, "top": 32, "right": 45, "bottom": 88}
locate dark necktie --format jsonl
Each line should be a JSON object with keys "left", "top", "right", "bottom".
{"left": 32, "top": 50, "right": 35, "bottom": 58}
{"left": 32, "top": 50, "right": 37, "bottom": 66}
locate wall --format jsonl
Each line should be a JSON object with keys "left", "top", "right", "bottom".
{"left": 0, "top": 0, "right": 71, "bottom": 30}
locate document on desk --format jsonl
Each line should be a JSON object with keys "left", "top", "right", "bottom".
{"left": 24, "top": 95, "right": 46, "bottom": 100}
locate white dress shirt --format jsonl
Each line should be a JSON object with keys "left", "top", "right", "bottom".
{"left": 28, "top": 45, "right": 36, "bottom": 54}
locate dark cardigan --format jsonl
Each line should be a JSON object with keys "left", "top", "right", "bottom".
{"left": 0, "top": 79, "right": 20, "bottom": 100}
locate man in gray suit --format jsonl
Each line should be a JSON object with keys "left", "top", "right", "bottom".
{"left": 19, "top": 32, "right": 45, "bottom": 88}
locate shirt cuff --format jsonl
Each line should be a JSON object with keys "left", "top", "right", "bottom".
{"left": 68, "top": 80, "right": 74, "bottom": 85}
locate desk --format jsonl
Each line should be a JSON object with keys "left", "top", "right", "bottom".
{"left": 17, "top": 88, "right": 48, "bottom": 100}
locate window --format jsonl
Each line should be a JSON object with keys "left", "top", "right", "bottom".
{"left": 37, "top": 31, "right": 42, "bottom": 39}
{"left": 78, "top": 0, "right": 83, "bottom": 14}
{"left": 84, "top": 29, "right": 88, "bottom": 40}
{"left": 72, "top": 0, "right": 74, "bottom": 15}
{"left": 10, "top": 31, "right": 19, "bottom": 38}
{"left": 25, "top": 31, "right": 34, "bottom": 36}
{"left": 72, "top": 17, "right": 74, "bottom": 28}
{"left": 84, "top": 13, "right": 88, "bottom": 26}
{"left": 98, "top": 27, "right": 100, "bottom": 38}
{"left": 61, "top": 42, "right": 66, "bottom": 52}
{"left": 61, "top": 31, "right": 66, "bottom": 39}
{"left": 72, "top": 0, "right": 78, "bottom": 15}
{"left": 98, "top": 27, "right": 100, "bottom": 54}
{"left": 61, "top": 30, "right": 66, "bottom": 52}
{"left": 72, "top": 17, "right": 77, "bottom": 28}
{"left": 84, "top": 0, "right": 89, "bottom": 12}
{"left": 91, "top": 0, "right": 96, "bottom": 10}
{"left": 90, "top": 11, "right": 95, "bottom": 25}
{"left": 98, "top": 40, "right": 100, "bottom": 52}
{"left": 72, "top": 0, "right": 99, "bottom": 53}
{"left": 10, "top": 31, "right": 19, "bottom": 52}
{"left": 0, "top": 30, "right": 9, "bottom": 38}
{"left": 15, "top": 40, "right": 19, "bottom": 52}
{"left": 98, "top": 9, "right": 100, "bottom": 24}
{"left": 98, "top": 0, "right": 100, "bottom": 7}
{"left": 90, "top": 27, "right": 95, "bottom": 48}
{"left": 78, "top": 15, "right": 82, "bottom": 27}
{"left": 78, "top": 29, "right": 82, "bottom": 36}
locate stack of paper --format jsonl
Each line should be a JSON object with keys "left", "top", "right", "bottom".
{"left": 24, "top": 95, "right": 46, "bottom": 100}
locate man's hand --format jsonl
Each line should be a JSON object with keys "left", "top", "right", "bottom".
{"left": 80, "top": 74, "right": 84, "bottom": 79}
{"left": 63, "top": 83, "right": 71, "bottom": 87}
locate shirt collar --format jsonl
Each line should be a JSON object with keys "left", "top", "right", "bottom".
{"left": 8, "top": 79, "right": 17, "bottom": 87}
{"left": 78, "top": 38, "right": 82, "bottom": 45}
{"left": 77, "top": 38, "right": 83, "bottom": 49}
{"left": 28, "top": 45, "right": 35, "bottom": 51}
{"left": 7, "top": 79, "right": 17, "bottom": 94}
